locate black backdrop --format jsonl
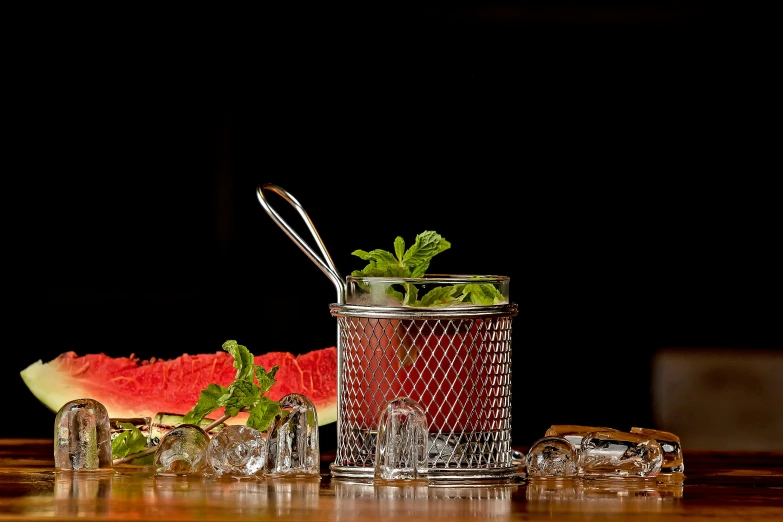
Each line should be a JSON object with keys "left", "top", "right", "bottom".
{"left": 15, "top": 5, "right": 780, "bottom": 450}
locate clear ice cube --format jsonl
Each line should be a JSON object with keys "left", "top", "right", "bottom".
{"left": 581, "top": 429, "right": 663, "bottom": 478}
{"left": 54, "top": 398, "right": 113, "bottom": 471}
{"left": 207, "top": 424, "right": 267, "bottom": 479}
{"left": 526, "top": 436, "right": 578, "bottom": 478}
{"left": 374, "top": 397, "right": 428, "bottom": 483}
{"left": 544, "top": 424, "right": 615, "bottom": 450}
{"left": 265, "top": 393, "right": 320, "bottom": 478}
{"left": 630, "top": 427, "right": 685, "bottom": 478}
{"left": 154, "top": 423, "right": 210, "bottom": 476}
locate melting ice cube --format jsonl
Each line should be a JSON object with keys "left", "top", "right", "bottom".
{"left": 544, "top": 424, "right": 615, "bottom": 450}
{"left": 374, "top": 396, "right": 428, "bottom": 483}
{"left": 54, "top": 398, "right": 113, "bottom": 471}
{"left": 207, "top": 424, "right": 267, "bottom": 479}
{"left": 581, "top": 429, "right": 663, "bottom": 478}
{"left": 526, "top": 436, "right": 578, "bottom": 478}
{"left": 154, "top": 424, "right": 210, "bottom": 476}
{"left": 630, "top": 427, "right": 685, "bottom": 479}
{"left": 266, "top": 393, "right": 320, "bottom": 478}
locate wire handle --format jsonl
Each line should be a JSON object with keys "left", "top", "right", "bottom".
{"left": 256, "top": 183, "right": 346, "bottom": 304}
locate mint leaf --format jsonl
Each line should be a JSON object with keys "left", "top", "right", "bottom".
{"left": 224, "top": 379, "right": 261, "bottom": 417}
{"left": 401, "top": 282, "right": 419, "bottom": 306}
{"left": 386, "top": 286, "right": 404, "bottom": 302}
{"left": 409, "top": 260, "right": 430, "bottom": 278}
{"left": 352, "top": 231, "right": 450, "bottom": 279}
{"left": 393, "top": 236, "right": 405, "bottom": 261}
{"left": 418, "top": 285, "right": 462, "bottom": 307}
{"left": 418, "top": 281, "right": 505, "bottom": 306}
{"left": 222, "top": 340, "right": 254, "bottom": 382}
{"left": 182, "top": 382, "right": 229, "bottom": 426}
{"left": 255, "top": 365, "right": 279, "bottom": 395}
{"left": 402, "top": 231, "right": 451, "bottom": 271}
{"left": 247, "top": 396, "right": 282, "bottom": 431}
{"left": 464, "top": 283, "right": 505, "bottom": 305}
{"left": 111, "top": 422, "right": 148, "bottom": 458}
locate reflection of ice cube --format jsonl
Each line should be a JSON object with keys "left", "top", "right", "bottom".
{"left": 54, "top": 471, "right": 113, "bottom": 517}
{"left": 374, "top": 397, "right": 428, "bottom": 483}
{"left": 428, "top": 434, "right": 461, "bottom": 460}
{"left": 526, "top": 436, "right": 578, "bottom": 478}
{"left": 581, "top": 430, "right": 663, "bottom": 478}
{"left": 154, "top": 424, "right": 210, "bottom": 476}
{"left": 208, "top": 424, "right": 266, "bottom": 479}
{"left": 54, "top": 398, "right": 113, "bottom": 471}
{"left": 268, "top": 477, "right": 321, "bottom": 512}
{"left": 526, "top": 478, "right": 583, "bottom": 501}
{"left": 266, "top": 394, "right": 320, "bottom": 478}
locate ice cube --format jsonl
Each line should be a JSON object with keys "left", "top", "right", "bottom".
{"left": 54, "top": 398, "right": 113, "bottom": 471}
{"left": 154, "top": 424, "right": 210, "bottom": 476}
{"left": 544, "top": 424, "right": 615, "bottom": 450}
{"left": 526, "top": 436, "right": 578, "bottom": 478}
{"left": 374, "top": 397, "right": 428, "bottom": 483}
{"left": 266, "top": 393, "right": 320, "bottom": 478}
{"left": 207, "top": 424, "right": 267, "bottom": 479}
{"left": 581, "top": 429, "right": 663, "bottom": 478}
{"left": 630, "top": 427, "right": 685, "bottom": 480}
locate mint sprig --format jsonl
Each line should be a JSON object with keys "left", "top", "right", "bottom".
{"left": 351, "top": 230, "right": 504, "bottom": 306}
{"left": 182, "top": 340, "right": 281, "bottom": 430}
{"left": 112, "top": 340, "right": 281, "bottom": 465}
{"left": 351, "top": 230, "right": 451, "bottom": 279}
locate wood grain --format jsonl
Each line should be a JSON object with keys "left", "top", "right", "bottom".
{"left": 1, "top": 440, "right": 782, "bottom": 521}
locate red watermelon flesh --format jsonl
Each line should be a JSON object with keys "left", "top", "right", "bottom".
{"left": 20, "top": 347, "right": 338, "bottom": 426}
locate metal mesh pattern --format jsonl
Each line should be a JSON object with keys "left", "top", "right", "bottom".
{"left": 329, "top": 304, "right": 517, "bottom": 480}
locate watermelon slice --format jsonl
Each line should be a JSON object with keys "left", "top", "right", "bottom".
{"left": 20, "top": 346, "right": 338, "bottom": 426}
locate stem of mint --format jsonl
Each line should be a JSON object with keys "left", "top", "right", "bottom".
{"left": 111, "top": 413, "right": 232, "bottom": 466}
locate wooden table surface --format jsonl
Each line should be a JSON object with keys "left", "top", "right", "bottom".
{"left": 2, "top": 439, "right": 782, "bottom": 521}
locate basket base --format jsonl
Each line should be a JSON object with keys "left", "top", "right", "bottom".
{"left": 330, "top": 463, "right": 524, "bottom": 486}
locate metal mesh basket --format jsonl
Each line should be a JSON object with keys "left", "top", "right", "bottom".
{"left": 329, "top": 304, "right": 518, "bottom": 483}
{"left": 255, "top": 184, "right": 520, "bottom": 484}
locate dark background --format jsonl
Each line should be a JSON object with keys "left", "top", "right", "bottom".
{"left": 15, "top": 4, "right": 781, "bottom": 450}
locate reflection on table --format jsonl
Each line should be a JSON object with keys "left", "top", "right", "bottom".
{"left": 2, "top": 439, "right": 783, "bottom": 521}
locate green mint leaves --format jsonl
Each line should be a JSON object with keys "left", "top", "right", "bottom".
{"left": 351, "top": 230, "right": 504, "bottom": 307}
{"left": 111, "top": 422, "right": 149, "bottom": 459}
{"left": 351, "top": 230, "right": 451, "bottom": 279}
{"left": 182, "top": 340, "right": 282, "bottom": 431}
{"left": 417, "top": 282, "right": 505, "bottom": 307}
{"left": 111, "top": 340, "right": 283, "bottom": 462}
